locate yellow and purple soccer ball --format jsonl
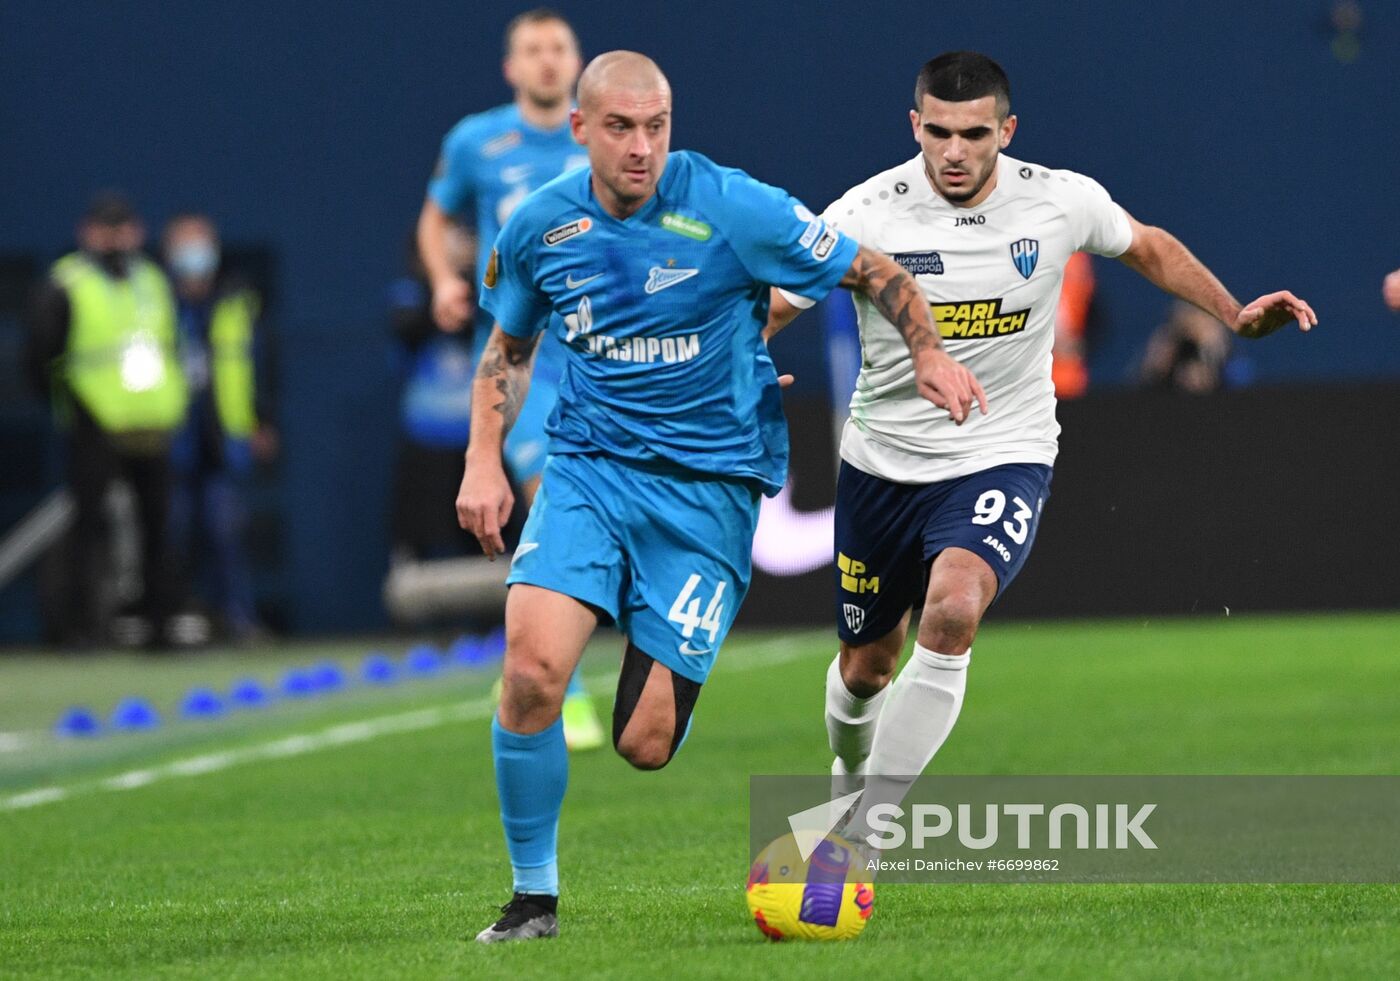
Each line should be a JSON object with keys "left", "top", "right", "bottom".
{"left": 745, "top": 833, "right": 874, "bottom": 941}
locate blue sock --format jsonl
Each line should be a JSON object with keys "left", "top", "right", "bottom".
{"left": 564, "top": 668, "right": 585, "bottom": 699}
{"left": 492, "top": 714, "right": 568, "bottom": 896}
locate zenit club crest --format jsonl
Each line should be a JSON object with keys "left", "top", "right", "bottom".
{"left": 1010, "top": 238, "right": 1039, "bottom": 280}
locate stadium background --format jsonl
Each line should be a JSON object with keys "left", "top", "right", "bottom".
{"left": 1, "top": 1, "right": 1398, "bottom": 639}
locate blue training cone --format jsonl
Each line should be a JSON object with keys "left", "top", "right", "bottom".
{"left": 361, "top": 652, "right": 398, "bottom": 686}
{"left": 281, "top": 668, "right": 317, "bottom": 699}
{"left": 229, "top": 677, "right": 270, "bottom": 708}
{"left": 447, "top": 634, "right": 481, "bottom": 670}
{"left": 482, "top": 627, "right": 507, "bottom": 660}
{"left": 405, "top": 643, "right": 444, "bottom": 677}
{"left": 111, "top": 698, "right": 161, "bottom": 731}
{"left": 180, "top": 687, "right": 225, "bottom": 720}
{"left": 55, "top": 706, "right": 102, "bottom": 738}
{"left": 310, "top": 660, "right": 346, "bottom": 692}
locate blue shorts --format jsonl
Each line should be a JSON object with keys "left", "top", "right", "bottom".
{"left": 833, "top": 461, "right": 1053, "bottom": 644}
{"left": 506, "top": 453, "right": 761, "bottom": 684}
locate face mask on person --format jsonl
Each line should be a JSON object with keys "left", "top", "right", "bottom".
{"left": 168, "top": 240, "right": 220, "bottom": 281}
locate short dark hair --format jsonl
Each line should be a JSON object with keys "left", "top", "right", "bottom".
{"left": 914, "top": 51, "right": 1011, "bottom": 117}
{"left": 84, "top": 190, "right": 137, "bottom": 227}
{"left": 503, "top": 8, "right": 576, "bottom": 56}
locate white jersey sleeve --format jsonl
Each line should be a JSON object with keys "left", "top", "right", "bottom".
{"left": 1061, "top": 173, "right": 1133, "bottom": 257}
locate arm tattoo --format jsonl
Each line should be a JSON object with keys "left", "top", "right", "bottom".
{"left": 476, "top": 327, "right": 539, "bottom": 431}
{"left": 840, "top": 245, "right": 942, "bottom": 357}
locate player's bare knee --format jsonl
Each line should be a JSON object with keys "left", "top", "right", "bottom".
{"left": 615, "top": 731, "right": 672, "bottom": 771}
{"left": 501, "top": 652, "right": 566, "bottom": 716}
{"left": 920, "top": 592, "right": 983, "bottom": 653}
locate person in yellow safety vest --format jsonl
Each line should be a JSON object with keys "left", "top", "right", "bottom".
{"left": 162, "top": 213, "right": 277, "bottom": 643}
{"left": 25, "top": 191, "right": 188, "bottom": 649}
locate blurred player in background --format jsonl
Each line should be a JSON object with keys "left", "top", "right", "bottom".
{"left": 416, "top": 8, "right": 602, "bottom": 750}
{"left": 1384, "top": 267, "right": 1400, "bottom": 312}
{"left": 458, "top": 50, "right": 978, "bottom": 942}
{"left": 767, "top": 51, "right": 1316, "bottom": 844}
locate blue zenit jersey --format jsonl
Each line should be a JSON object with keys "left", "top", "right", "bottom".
{"left": 480, "top": 150, "right": 860, "bottom": 495}
{"left": 428, "top": 103, "right": 589, "bottom": 289}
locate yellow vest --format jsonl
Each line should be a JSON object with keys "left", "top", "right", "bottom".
{"left": 52, "top": 253, "right": 187, "bottom": 434}
{"left": 208, "top": 289, "right": 258, "bottom": 439}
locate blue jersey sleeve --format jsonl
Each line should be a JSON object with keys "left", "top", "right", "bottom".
{"left": 714, "top": 169, "right": 860, "bottom": 302}
{"left": 427, "top": 124, "right": 477, "bottom": 217}
{"left": 478, "top": 213, "right": 552, "bottom": 339}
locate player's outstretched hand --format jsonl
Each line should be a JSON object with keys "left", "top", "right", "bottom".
{"left": 432, "top": 277, "right": 474, "bottom": 332}
{"left": 1234, "top": 291, "right": 1317, "bottom": 339}
{"left": 456, "top": 458, "right": 514, "bottom": 559}
{"left": 914, "top": 349, "right": 988, "bottom": 425}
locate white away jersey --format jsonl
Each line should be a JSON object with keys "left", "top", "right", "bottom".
{"left": 785, "top": 153, "right": 1132, "bottom": 484}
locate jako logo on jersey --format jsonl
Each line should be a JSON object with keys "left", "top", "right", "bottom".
{"left": 955, "top": 214, "right": 986, "bottom": 227}
{"left": 982, "top": 535, "right": 1012, "bottom": 563}
{"left": 543, "top": 217, "right": 593, "bottom": 246}
{"left": 837, "top": 553, "right": 879, "bottom": 594}
{"left": 1010, "top": 238, "right": 1039, "bottom": 279}
{"left": 891, "top": 251, "right": 944, "bottom": 276}
{"left": 660, "top": 213, "right": 712, "bottom": 241}
{"left": 843, "top": 603, "right": 865, "bottom": 634}
{"left": 930, "top": 298, "right": 1031, "bottom": 339}
{"left": 644, "top": 266, "right": 700, "bottom": 294}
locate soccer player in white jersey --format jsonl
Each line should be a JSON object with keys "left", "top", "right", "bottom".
{"left": 767, "top": 51, "right": 1316, "bottom": 836}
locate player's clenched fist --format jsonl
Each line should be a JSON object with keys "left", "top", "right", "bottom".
{"left": 456, "top": 458, "right": 514, "bottom": 559}
{"left": 913, "top": 348, "right": 989, "bottom": 425}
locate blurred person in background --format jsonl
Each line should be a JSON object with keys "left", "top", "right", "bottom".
{"left": 1051, "top": 251, "right": 1094, "bottom": 398}
{"left": 162, "top": 213, "right": 276, "bottom": 644}
{"left": 26, "top": 192, "right": 187, "bottom": 649}
{"left": 417, "top": 7, "right": 601, "bottom": 751}
{"left": 1139, "top": 300, "right": 1252, "bottom": 394}
{"left": 1384, "top": 267, "right": 1400, "bottom": 312}
{"left": 388, "top": 224, "right": 486, "bottom": 561}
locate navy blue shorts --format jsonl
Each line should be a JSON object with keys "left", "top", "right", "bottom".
{"left": 833, "top": 461, "right": 1053, "bottom": 643}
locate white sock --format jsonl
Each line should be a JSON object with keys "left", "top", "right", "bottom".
{"left": 854, "top": 644, "right": 969, "bottom": 846}
{"left": 825, "top": 654, "right": 889, "bottom": 794}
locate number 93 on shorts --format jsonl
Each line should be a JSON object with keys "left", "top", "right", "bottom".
{"left": 506, "top": 453, "right": 761, "bottom": 684}
{"left": 832, "top": 461, "right": 1053, "bottom": 643}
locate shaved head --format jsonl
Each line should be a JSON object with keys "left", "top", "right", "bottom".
{"left": 571, "top": 50, "right": 674, "bottom": 219}
{"left": 577, "top": 50, "right": 670, "bottom": 111}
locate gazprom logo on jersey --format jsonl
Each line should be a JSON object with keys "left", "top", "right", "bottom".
{"left": 1010, "top": 238, "right": 1039, "bottom": 279}
{"left": 931, "top": 299, "right": 1031, "bottom": 340}
{"left": 891, "top": 251, "right": 945, "bottom": 276}
{"left": 543, "top": 217, "right": 593, "bottom": 246}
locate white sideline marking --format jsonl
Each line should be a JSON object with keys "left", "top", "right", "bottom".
{"left": 0, "top": 732, "right": 37, "bottom": 754}
{"left": 0, "top": 633, "right": 822, "bottom": 813}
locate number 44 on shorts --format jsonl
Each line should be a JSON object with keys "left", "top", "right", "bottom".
{"left": 668, "top": 574, "right": 727, "bottom": 648}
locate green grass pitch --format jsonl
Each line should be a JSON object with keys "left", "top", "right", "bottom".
{"left": 2, "top": 613, "right": 1398, "bottom": 978}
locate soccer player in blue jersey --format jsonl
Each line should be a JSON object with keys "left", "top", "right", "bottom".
{"left": 457, "top": 50, "right": 986, "bottom": 943}
{"left": 416, "top": 9, "right": 603, "bottom": 750}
